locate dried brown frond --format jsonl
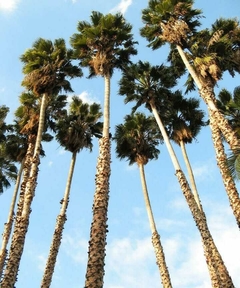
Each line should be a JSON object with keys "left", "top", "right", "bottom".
{"left": 89, "top": 52, "right": 112, "bottom": 76}
{"left": 20, "top": 114, "right": 39, "bottom": 134}
{"left": 136, "top": 154, "right": 148, "bottom": 165}
{"left": 208, "top": 30, "right": 224, "bottom": 48}
{"left": 174, "top": 127, "right": 192, "bottom": 143}
{"left": 160, "top": 19, "right": 190, "bottom": 45}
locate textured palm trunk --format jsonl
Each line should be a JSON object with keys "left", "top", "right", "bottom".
{"left": 180, "top": 141, "right": 202, "bottom": 211}
{"left": 41, "top": 152, "right": 77, "bottom": 288}
{"left": 84, "top": 74, "right": 111, "bottom": 288}
{"left": 176, "top": 44, "right": 240, "bottom": 150}
{"left": 151, "top": 104, "right": 234, "bottom": 287}
{"left": 0, "top": 161, "right": 24, "bottom": 279}
{"left": 138, "top": 163, "right": 172, "bottom": 288}
{"left": 176, "top": 170, "right": 234, "bottom": 288}
{"left": 1, "top": 94, "right": 47, "bottom": 288}
{"left": 17, "top": 135, "right": 36, "bottom": 217}
{"left": 209, "top": 111, "right": 240, "bottom": 228}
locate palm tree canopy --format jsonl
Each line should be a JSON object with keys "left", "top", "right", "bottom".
{"left": 20, "top": 38, "right": 82, "bottom": 96}
{"left": 0, "top": 105, "right": 9, "bottom": 143}
{"left": 55, "top": 96, "right": 103, "bottom": 153}
{"left": 15, "top": 91, "right": 67, "bottom": 136}
{"left": 217, "top": 86, "right": 240, "bottom": 137}
{"left": 70, "top": 11, "right": 137, "bottom": 77}
{"left": 217, "top": 86, "right": 240, "bottom": 179}
{"left": 166, "top": 91, "right": 206, "bottom": 144}
{"left": 114, "top": 113, "right": 162, "bottom": 166}
{"left": 189, "top": 18, "right": 240, "bottom": 86}
{"left": 167, "top": 18, "right": 240, "bottom": 91}
{"left": 141, "top": 0, "right": 202, "bottom": 49}
{"left": 119, "top": 61, "right": 177, "bottom": 116}
{"left": 0, "top": 106, "right": 18, "bottom": 193}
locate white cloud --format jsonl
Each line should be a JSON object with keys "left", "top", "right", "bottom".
{"left": 57, "top": 201, "right": 240, "bottom": 288}
{"left": 59, "top": 149, "right": 66, "bottom": 155}
{"left": 62, "top": 233, "right": 88, "bottom": 264}
{"left": 110, "top": 0, "right": 132, "bottom": 15}
{"left": 192, "top": 159, "right": 216, "bottom": 182}
{"left": 0, "top": 0, "right": 20, "bottom": 12}
{"left": 37, "top": 254, "right": 47, "bottom": 271}
{"left": 67, "top": 91, "right": 100, "bottom": 105}
{"left": 48, "top": 161, "right": 53, "bottom": 167}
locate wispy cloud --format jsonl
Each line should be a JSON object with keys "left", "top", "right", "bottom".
{"left": 58, "top": 148, "right": 67, "bottom": 155}
{"left": 110, "top": 0, "right": 132, "bottom": 15}
{"left": 48, "top": 161, "right": 53, "bottom": 167}
{"left": 62, "top": 233, "right": 88, "bottom": 264}
{"left": 67, "top": 91, "right": 100, "bottom": 105}
{"left": 192, "top": 158, "right": 216, "bottom": 182}
{"left": 57, "top": 201, "right": 240, "bottom": 287}
{"left": 0, "top": 0, "right": 20, "bottom": 13}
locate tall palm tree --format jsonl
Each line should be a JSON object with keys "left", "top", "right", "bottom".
{"left": 70, "top": 11, "right": 137, "bottom": 287}
{"left": 166, "top": 93, "right": 206, "bottom": 210}
{"left": 119, "top": 61, "right": 234, "bottom": 287}
{"left": 1, "top": 38, "right": 82, "bottom": 287}
{"left": 140, "top": 0, "right": 240, "bottom": 229}
{"left": 41, "top": 96, "right": 102, "bottom": 288}
{"left": 140, "top": 0, "right": 240, "bottom": 151}
{"left": 114, "top": 112, "right": 172, "bottom": 288}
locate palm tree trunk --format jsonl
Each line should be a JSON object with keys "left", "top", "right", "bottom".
{"left": 151, "top": 103, "right": 234, "bottom": 287}
{"left": 41, "top": 151, "right": 77, "bottom": 288}
{"left": 103, "top": 74, "right": 110, "bottom": 137}
{"left": 176, "top": 44, "right": 240, "bottom": 150}
{"left": 0, "top": 160, "right": 24, "bottom": 279}
{"left": 138, "top": 163, "right": 172, "bottom": 288}
{"left": 17, "top": 135, "right": 36, "bottom": 217}
{"left": 209, "top": 111, "right": 240, "bottom": 228}
{"left": 1, "top": 93, "right": 47, "bottom": 288}
{"left": 179, "top": 140, "right": 202, "bottom": 211}
{"left": 84, "top": 74, "right": 111, "bottom": 288}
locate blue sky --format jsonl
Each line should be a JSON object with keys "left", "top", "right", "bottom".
{"left": 0, "top": 0, "right": 240, "bottom": 287}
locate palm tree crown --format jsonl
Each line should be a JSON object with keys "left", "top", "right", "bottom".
{"left": 166, "top": 92, "right": 206, "bottom": 145}
{"left": 20, "top": 38, "right": 82, "bottom": 96}
{"left": 70, "top": 11, "right": 137, "bottom": 78}
{"left": 114, "top": 112, "right": 162, "bottom": 165}
{"left": 141, "top": 0, "right": 202, "bottom": 49}
{"left": 55, "top": 96, "right": 102, "bottom": 153}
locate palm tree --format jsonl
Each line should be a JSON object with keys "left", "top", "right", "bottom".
{"left": 119, "top": 61, "right": 234, "bottom": 287}
{"left": 41, "top": 96, "right": 102, "bottom": 288}
{"left": 70, "top": 11, "right": 137, "bottom": 287}
{"left": 166, "top": 93, "right": 206, "bottom": 210}
{"left": 141, "top": 0, "right": 240, "bottom": 230}
{"left": 1, "top": 38, "right": 82, "bottom": 287}
{"left": 140, "top": 0, "right": 240, "bottom": 151}
{"left": 114, "top": 112, "right": 172, "bottom": 288}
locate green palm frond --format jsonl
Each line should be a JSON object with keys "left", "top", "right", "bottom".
{"left": 227, "top": 148, "right": 240, "bottom": 180}
{"left": 55, "top": 96, "right": 102, "bottom": 153}
{"left": 141, "top": 0, "right": 202, "bottom": 49}
{"left": 20, "top": 38, "right": 82, "bottom": 96}
{"left": 114, "top": 112, "right": 161, "bottom": 166}
{"left": 70, "top": 11, "right": 137, "bottom": 77}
